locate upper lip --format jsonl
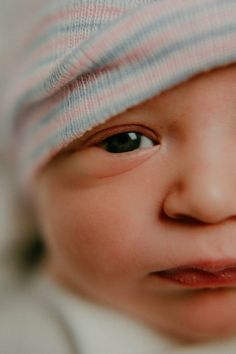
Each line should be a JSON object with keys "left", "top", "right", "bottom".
{"left": 156, "top": 259, "right": 236, "bottom": 274}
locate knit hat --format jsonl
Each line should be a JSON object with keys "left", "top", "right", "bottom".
{"left": 2, "top": 0, "right": 236, "bottom": 189}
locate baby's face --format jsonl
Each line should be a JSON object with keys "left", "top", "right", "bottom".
{"left": 34, "top": 64, "right": 236, "bottom": 343}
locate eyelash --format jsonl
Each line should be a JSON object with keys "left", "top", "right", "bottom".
{"left": 85, "top": 125, "right": 160, "bottom": 153}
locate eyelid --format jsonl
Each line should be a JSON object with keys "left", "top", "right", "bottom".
{"left": 82, "top": 124, "right": 159, "bottom": 147}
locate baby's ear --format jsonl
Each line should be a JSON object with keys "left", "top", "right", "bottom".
{"left": 0, "top": 156, "right": 45, "bottom": 274}
{"left": 12, "top": 232, "right": 45, "bottom": 272}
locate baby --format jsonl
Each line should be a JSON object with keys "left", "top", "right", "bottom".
{"left": 2, "top": 0, "right": 236, "bottom": 353}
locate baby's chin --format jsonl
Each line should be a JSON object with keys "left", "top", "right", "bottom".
{"left": 163, "top": 320, "right": 236, "bottom": 345}
{"left": 155, "top": 287, "right": 236, "bottom": 344}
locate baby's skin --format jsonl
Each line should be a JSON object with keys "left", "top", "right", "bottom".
{"left": 33, "top": 64, "right": 236, "bottom": 343}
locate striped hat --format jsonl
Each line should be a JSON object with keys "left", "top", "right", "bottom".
{"left": 3, "top": 0, "right": 236, "bottom": 189}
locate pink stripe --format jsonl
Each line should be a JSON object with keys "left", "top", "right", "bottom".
{"left": 18, "top": 33, "right": 236, "bottom": 169}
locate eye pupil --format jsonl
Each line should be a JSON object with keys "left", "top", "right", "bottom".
{"left": 101, "top": 132, "right": 141, "bottom": 153}
{"left": 100, "top": 131, "right": 156, "bottom": 153}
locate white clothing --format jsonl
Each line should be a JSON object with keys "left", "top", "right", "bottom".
{"left": 0, "top": 270, "right": 236, "bottom": 354}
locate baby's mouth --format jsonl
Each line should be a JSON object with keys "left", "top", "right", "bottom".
{"left": 151, "top": 262, "right": 236, "bottom": 288}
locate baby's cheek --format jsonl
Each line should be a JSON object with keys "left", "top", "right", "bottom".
{"left": 49, "top": 184, "right": 148, "bottom": 288}
{"left": 50, "top": 145, "right": 159, "bottom": 186}
{"left": 35, "top": 155, "right": 157, "bottom": 292}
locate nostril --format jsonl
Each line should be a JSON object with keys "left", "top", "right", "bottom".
{"left": 169, "top": 213, "right": 204, "bottom": 225}
{"left": 173, "top": 213, "right": 188, "bottom": 221}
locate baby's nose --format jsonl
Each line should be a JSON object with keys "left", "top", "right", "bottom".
{"left": 163, "top": 152, "right": 236, "bottom": 225}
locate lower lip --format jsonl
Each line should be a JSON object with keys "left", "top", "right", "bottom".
{"left": 154, "top": 268, "right": 236, "bottom": 288}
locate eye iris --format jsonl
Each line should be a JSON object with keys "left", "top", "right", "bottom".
{"left": 101, "top": 132, "right": 142, "bottom": 153}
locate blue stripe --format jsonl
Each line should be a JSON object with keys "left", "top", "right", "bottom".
{"left": 26, "top": 20, "right": 114, "bottom": 54}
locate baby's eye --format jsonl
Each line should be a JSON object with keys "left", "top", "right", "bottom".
{"left": 98, "top": 131, "right": 157, "bottom": 153}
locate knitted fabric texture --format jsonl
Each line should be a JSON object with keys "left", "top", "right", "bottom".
{"left": 3, "top": 0, "right": 236, "bottom": 187}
